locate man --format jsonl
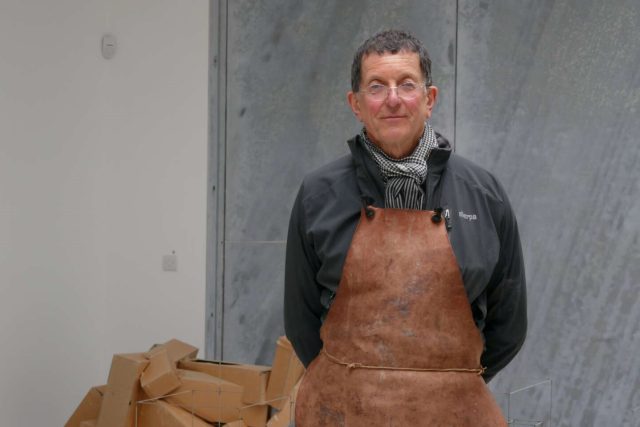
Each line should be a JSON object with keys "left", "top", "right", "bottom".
{"left": 284, "top": 29, "right": 526, "bottom": 425}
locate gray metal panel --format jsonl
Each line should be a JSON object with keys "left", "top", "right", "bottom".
{"left": 220, "top": 0, "right": 457, "bottom": 366}
{"left": 222, "top": 241, "right": 286, "bottom": 365}
{"left": 457, "top": 1, "right": 640, "bottom": 425}
{"left": 224, "top": 0, "right": 456, "bottom": 243}
{"left": 209, "top": 0, "right": 640, "bottom": 423}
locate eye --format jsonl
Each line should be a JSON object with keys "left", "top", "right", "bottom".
{"left": 367, "top": 84, "right": 386, "bottom": 94}
{"left": 399, "top": 82, "right": 417, "bottom": 92}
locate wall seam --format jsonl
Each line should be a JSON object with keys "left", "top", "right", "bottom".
{"left": 453, "top": 0, "right": 459, "bottom": 152}
{"left": 205, "top": 0, "right": 228, "bottom": 361}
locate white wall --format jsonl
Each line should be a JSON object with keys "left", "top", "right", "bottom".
{"left": 0, "top": 1, "right": 209, "bottom": 425}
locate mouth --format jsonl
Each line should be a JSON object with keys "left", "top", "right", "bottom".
{"left": 381, "top": 115, "right": 406, "bottom": 120}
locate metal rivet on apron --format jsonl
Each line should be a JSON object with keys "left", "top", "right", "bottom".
{"left": 361, "top": 196, "right": 375, "bottom": 219}
{"left": 431, "top": 207, "right": 443, "bottom": 223}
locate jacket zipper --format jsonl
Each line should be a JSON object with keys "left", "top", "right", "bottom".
{"left": 444, "top": 207, "right": 452, "bottom": 232}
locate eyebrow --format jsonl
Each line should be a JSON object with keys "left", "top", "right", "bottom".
{"left": 365, "top": 73, "right": 420, "bottom": 85}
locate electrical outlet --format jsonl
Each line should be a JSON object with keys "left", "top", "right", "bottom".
{"left": 162, "top": 253, "right": 177, "bottom": 272}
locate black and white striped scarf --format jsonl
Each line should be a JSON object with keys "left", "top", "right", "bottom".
{"left": 361, "top": 122, "right": 437, "bottom": 209}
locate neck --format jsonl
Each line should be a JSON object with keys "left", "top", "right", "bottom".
{"left": 376, "top": 141, "right": 419, "bottom": 159}
{"left": 366, "top": 123, "right": 427, "bottom": 159}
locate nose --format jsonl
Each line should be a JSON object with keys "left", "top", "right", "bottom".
{"left": 385, "top": 87, "right": 401, "bottom": 107}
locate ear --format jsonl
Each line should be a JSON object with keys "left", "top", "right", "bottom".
{"left": 347, "top": 91, "right": 363, "bottom": 122}
{"left": 425, "top": 85, "right": 439, "bottom": 118}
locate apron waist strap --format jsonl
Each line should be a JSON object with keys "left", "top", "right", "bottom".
{"left": 321, "top": 348, "right": 486, "bottom": 376}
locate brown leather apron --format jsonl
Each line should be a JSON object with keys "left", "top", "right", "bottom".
{"left": 295, "top": 206, "right": 507, "bottom": 426}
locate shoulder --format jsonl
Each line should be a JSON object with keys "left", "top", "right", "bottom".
{"left": 299, "top": 154, "right": 358, "bottom": 205}
{"left": 446, "top": 153, "right": 510, "bottom": 205}
{"left": 293, "top": 153, "right": 363, "bottom": 238}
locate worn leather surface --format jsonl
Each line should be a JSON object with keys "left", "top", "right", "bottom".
{"left": 296, "top": 207, "right": 507, "bottom": 426}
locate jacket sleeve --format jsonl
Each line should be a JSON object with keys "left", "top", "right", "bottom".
{"left": 481, "top": 190, "right": 527, "bottom": 382}
{"left": 284, "top": 184, "right": 324, "bottom": 367}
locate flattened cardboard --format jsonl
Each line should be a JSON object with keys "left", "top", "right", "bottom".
{"left": 265, "top": 337, "right": 304, "bottom": 410}
{"left": 140, "top": 348, "right": 181, "bottom": 398}
{"left": 179, "top": 359, "right": 270, "bottom": 404}
{"left": 137, "top": 400, "right": 212, "bottom": 427}
{"left": 265, "top": 407, "right": 290, "bottom": 427}
{"left": 147, "top": 338, "right": 198, "bottom": 364}
{"left": 165, "top": 369, "right": 244, "bottom": 423}
{"left": 65, "top": 385, "right": 106, "bottom": 427}
{"left": 239, "top": 403, "right": 269, "bottom": 427}
{"left": 265, "top": 381, "right": 299, "bottom": 427}
{"left": 97, "top": 353, "right": 149, "bottom": 427}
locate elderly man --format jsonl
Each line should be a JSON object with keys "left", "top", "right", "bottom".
{"left": 284, "top": 29, "right": 526, "bottom": 425}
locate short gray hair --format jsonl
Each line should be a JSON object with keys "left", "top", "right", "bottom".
{"left": 351, "top": 29, "right": 433, "bottom": 92}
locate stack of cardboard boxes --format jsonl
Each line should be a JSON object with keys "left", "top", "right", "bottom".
{"left": 66, "top": 337, "right": 305, "bottom": 427}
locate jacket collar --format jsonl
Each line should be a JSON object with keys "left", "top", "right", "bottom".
{"left": 428, "top": 133, "right": 452, "bottom": 173}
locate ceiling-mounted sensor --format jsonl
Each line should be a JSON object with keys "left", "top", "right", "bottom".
{"left": 102, "top": 34, "right": 117, "bottom": 59}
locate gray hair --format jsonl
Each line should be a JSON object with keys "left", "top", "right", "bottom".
{"left": 351, "top": 29, "right": 433, "bottom": 92}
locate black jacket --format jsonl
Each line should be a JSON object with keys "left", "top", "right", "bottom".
{"left": 284, "top": 133, "right": 527, "bottom": 382}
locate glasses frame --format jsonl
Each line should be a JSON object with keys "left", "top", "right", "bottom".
{"left": 359, "top": 82, "right": 429, "bottom": 101}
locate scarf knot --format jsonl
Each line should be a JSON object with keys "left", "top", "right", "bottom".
{"left": 362, "top": 122, "right": 437, "bottom": 209}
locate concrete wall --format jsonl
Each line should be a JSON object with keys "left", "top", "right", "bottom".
{"left": 456, "top": 1, "right": 640, "bottom": 425}
{"left": 218, "top": 0, "right": 456, "bottom": 364}
{"left": 215, "top": 1, "right": 640, "bottom": 425}
{"left": 0, "top": 1, "right": 208, "bottom": 425}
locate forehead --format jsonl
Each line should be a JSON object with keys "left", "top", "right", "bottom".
{"left": 360, "top": 51, "right": 422, "bottom": 82}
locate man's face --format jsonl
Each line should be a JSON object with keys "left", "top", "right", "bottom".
{"left": 348, "top": 51, "right": 438, "bottom": 158}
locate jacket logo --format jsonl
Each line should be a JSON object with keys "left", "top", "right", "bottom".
{"left": 458, "top": 211, "right": 477, "bottom": 221}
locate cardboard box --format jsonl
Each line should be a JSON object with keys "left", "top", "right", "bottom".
{"left": 265, "top": 337, "right": 304, "bottom": 410}
{"left": 179, "top": 360, "right": 270, "bottom": 404}
{"left": 65, "top": 385, "right": 106, "bottom": 427}
{"left": 140, "top": 348, "right": 181, "bottom": 398}
{"left": 265, "top": 381, "right": 299, "bottom": 427}
{"left": 165, "top": 369, "right": 244, "bottom": 423}
{"left": 79, "top": 420, "right": 97, "bottom": 427}
{"left": 137, "top": 400, "right": 212, "bottom": 427}
{"left": 265, "top": 408, "right": 290, "bottom": 427}
{"left": 239, "top": 403, "right": 269, "bottom": 427}
{"left": 97, "top": 353, "right": 149, "bottom": 427}
{"left": 147, "top": 338, "right": 198, "bottom": 364}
